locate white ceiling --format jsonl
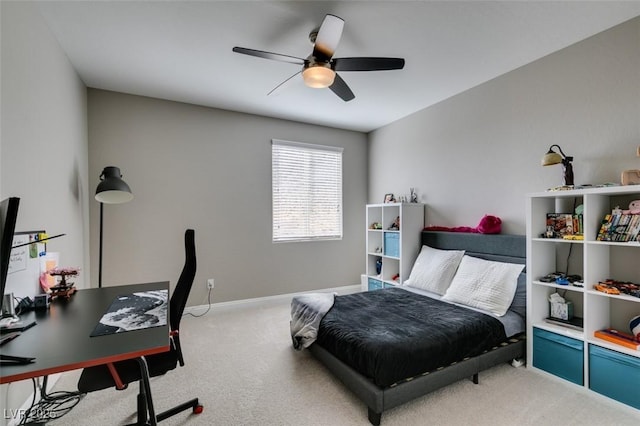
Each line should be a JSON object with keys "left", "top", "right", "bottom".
{"left": 36, "top": 1, "right": 640, "bottom": 133}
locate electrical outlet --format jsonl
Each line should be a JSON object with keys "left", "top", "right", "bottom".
{"left": 207, "top": 278, "right": 215, "bottom": 289}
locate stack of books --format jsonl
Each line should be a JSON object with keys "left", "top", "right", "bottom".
{"left": 596, "top": 214, "right": 640, "bottom": 242}
{"left": 594, "top": 328, "right": 640, "bottom": 350}
{"left": 545, "top": 213, "right": 583, "bottom": 238}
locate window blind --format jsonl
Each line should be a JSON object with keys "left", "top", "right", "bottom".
{"left": 272, "top": 139, "right": 343, "bottom": 242}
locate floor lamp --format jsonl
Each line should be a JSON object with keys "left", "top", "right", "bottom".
{"left": 95, "top": 166, "right": 133, "bottom": 288}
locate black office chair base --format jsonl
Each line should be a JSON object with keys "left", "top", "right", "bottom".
{"left": 157, "top": 398, "right": 203, "bottom": 422}
{"left": 127, "top": 397, "right": 203, "bottom": 426}
{"left": 125, "top": 358, "right": 203, "bottom": 426}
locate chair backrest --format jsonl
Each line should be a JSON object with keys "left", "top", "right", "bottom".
{"left": 170, "top": 229, "right": 196, "bottom": 331}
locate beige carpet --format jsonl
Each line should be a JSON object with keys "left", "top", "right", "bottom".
{"left": 48, "top": 297, "right": 640, "bottom": 426}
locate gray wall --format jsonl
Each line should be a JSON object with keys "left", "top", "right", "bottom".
{"left": 369, "top": 17, "right": 640, "bottom": 235}
{"left": 88, "top": 90, "right": 367, "bottom": 305}
{"left": 1, "top": 1, "right": 88, "bottom": 423}
{"left": 1, "top": 2, "right": 89, "bottom": 286}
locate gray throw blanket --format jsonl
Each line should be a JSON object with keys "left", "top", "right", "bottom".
{"left": 290, "top": 292, "right": 336, "bottom": 350}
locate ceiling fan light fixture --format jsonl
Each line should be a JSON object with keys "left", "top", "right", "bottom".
{"left": 232, "top": 14, "right": 404, "bottom": 101}
{"left": 302, "top": 66, "right": 335, "bottom": 88}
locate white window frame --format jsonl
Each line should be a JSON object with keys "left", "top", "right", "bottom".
{"left": 272, "top": 139, "right": 343, "bottom": 243}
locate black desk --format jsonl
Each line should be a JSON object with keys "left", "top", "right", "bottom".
{"left": 0, "top": 282, "right": 170, "bottom": 424}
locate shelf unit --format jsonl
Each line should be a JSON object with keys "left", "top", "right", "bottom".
{"left": 364, "top": 203, "right": 424, "bottom": 291}
{"left": 527, "top": 185, "right": 640, "bottom": 410}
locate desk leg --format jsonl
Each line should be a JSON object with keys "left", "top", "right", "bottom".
{"left": 134, "top": 356, "right": 157, "bottom": 426}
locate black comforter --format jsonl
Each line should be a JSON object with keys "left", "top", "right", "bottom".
{"left": 315, "top": 287, "right": 507, "bottom": 387}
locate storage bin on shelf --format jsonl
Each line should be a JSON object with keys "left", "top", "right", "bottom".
{"left": 589, "top": 345, "right": 640, "bottom": 410}
{"left": 532, "top": 327, "right": 584, "bottom": 385}
{"left": 383, "top": 232, "right": 399, "bottom": 257}
{"left": 368, "top": 278, "right": 383, "bottom": 291}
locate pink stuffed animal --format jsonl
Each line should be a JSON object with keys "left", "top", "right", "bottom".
{"left": 424, "top": 215, "right": 502, "bottom": 234}
{"left": 622, "top": 200, "right": 640, "bottom": 215}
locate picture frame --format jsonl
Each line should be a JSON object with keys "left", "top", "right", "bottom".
{"left": 383, "top": 193, "right": 395, "bottom": 203}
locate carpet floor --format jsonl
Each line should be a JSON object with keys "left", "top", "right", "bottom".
{"left": 48, "top": 297, "right": 640, "bottom": 426}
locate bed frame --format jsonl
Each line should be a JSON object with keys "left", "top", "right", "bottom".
{"left": 309, "top": 231, "right": 526, "bottom": 425}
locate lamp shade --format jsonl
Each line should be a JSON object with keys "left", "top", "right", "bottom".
{"left": 541, "top": 150, "right": 563, "bottom": 166}
{"left": 95, "top": 166, "right": 133, "bottom": 204}
{"left": 540, "top": 145, "right": 574, "bottom": 186}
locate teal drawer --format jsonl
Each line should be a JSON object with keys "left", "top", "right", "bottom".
{"left": 533, "top": 328, "right": 584, "bottom": 385}
{"left": 589, "top": 345, "right": 640, "bottom": 410}
{"left": 368, "top": 278, "right": 383, "bottom": 291}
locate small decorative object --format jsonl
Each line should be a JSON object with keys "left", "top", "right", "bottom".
{"left": 375, "top": 258, "right": 382, "bottom": 275}
{"left": 410, "top": 187, "right": 418, "bottom": 203}
{"left": 370, "top": 222, "right": 382, "bottom": 229}
{"left": 630, "top": 315, "right": 640, "bottom": 341}
{"left": 383, "top": 193, "right": 395, "bottom": 203}
{"left": 620, "top": 145, "right": 640, "bottom": 186}
{"left": 621, "top": 170, "right": 640, "bottom": 185}
{"left": 595, "top": 279, "right": 640, "bottom": 298}
{"left": 594, "top": 282, "right": 620, "bottom": 295}
{"left": 622, "top": 200, "right": 640, "bottom": 214}
{"left": 541, "top": 144, "right": 574, "bottom": 186}
{"left": 574, "top": 204, "right": 584, "bottom": 216}
{"left": 48, "top": 267, "right": 79, "bottom": 300}
{"left": 388, "top": 216, "right": 400, "bottom": 230}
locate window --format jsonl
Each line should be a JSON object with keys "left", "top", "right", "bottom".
{"left": 272, "top": 139, "right": 343, "bottom": 243}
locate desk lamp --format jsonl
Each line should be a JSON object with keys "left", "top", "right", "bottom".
{"left": 541, "top": 144, "right": 574, "bottom": 186}
{"left": 95, "top": 166, "right": 133, "bottom": 288}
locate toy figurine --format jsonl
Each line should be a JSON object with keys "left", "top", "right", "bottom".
{"left": 389, "top": 216, "right": 400, "bottom": 230}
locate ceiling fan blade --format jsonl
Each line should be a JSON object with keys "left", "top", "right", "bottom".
{"left": 267, "top": 71, "right": 302, "bottom": 96}
{"left": 329, "top": 73, "right": 355, "bottom": 102}
{"left": 312, "top": 14, "right": 344, "bottom": 61}
{"left": 332, "top": 57, "right": 405, "bottom": 72}
{"left": 232, "top": 47, "right": 305, "bottom": 65}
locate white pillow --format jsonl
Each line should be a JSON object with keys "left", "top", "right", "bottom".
{"left": 442, "top": 255, "right": 525, "bottom": 317}
{"left": 403, "top": 245, "right": 465, "bottom": 295}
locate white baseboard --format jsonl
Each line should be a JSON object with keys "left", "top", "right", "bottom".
{"left": 184, "top": 284, "right": 361, "bottom": 314}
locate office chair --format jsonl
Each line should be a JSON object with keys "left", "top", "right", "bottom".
{"left": 77, "top": 229, "right": 202, "bottom": 425}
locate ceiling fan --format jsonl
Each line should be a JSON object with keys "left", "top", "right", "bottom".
{"left": 232, "top": 14, "right": 405, "bottom": 102}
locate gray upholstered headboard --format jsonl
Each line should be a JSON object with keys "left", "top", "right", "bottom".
{"left": 421, "top": 231, "right": 526, "bottom": 265}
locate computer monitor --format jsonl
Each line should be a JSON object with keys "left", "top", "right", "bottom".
{"left": 1, "top": 197, "right": 20, "bottom": 315}
{"left": 1, "top": 197, "right": 37, "bottom": 364}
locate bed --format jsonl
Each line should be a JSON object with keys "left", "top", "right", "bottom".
{"left": 291, "top": 231, "right": 527, "bottom": 425}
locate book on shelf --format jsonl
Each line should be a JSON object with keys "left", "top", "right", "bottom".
{"left": 594, "top": 328, "right": 640, "bottom": 350}
{"left": 596, "top": 213, "right": 640, "bottom": 242}
{"left": 626, "top": 214, "right": 640, "bottom": 242}
{"left": 544, "top": 316, "right": 584, "bottom": 331}
{"left": 545, "top": 213, "right": 583, "bottom": 238}
{"left": 596, "top": 214, "right": 612, "bottom": 240}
